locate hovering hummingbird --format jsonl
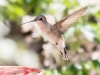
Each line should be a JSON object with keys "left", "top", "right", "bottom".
{"left": 22, "top": 6, "right": 88, "bottom": 60}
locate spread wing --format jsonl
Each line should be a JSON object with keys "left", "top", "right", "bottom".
{"left": 53, "top": 6, "right": 88, "bottom": 34}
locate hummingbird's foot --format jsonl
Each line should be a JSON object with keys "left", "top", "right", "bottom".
{"left": 62, "top": 54, "right": 69, "bottom": 60}
{"left": 60, "top": 51, "right": 69, "bottom": 60}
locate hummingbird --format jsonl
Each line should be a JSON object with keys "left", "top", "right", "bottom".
{"left": 22, "top": 6, "right": 88, "bottom": 60}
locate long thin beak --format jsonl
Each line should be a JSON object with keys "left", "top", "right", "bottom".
{"left": 22, "top": 20, "right": 34, "bottom": 25}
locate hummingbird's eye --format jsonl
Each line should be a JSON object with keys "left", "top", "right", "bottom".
{"left": 39, "top": 17, "right": 42, "bottom": 20}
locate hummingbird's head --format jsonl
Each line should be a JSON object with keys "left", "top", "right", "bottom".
{"left": 22, "top": 15, "right": 47, "bottom": 25}
{"left": 33, "top": 15, "right": 48, "bottom": 26}
{"left": 34, "top": 15, "right": 47, "bottom": 22}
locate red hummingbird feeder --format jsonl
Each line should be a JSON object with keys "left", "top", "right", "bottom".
{"left": 0, "top": 66, "right": 44, "bottom": 75}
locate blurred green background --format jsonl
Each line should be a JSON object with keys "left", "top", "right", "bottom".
{"left": 0, "top": 0, "right": 100, "bottom": 75}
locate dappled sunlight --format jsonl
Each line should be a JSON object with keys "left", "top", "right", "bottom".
{"left": 0, "top": 0, "right": 100, "bottom": 75}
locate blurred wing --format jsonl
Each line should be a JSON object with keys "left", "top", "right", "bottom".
{"left": 53, "top": 6, "right": 88, "bottom": 34}
{"left": 45, "top": 15, "right": 56, "bottom": 25}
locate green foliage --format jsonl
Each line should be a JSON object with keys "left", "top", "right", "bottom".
{"left": 0, "top": 0, "right": 100, "bottom": 75}
{"left": 44, "top": 60, "right": 100, "bottom": 75}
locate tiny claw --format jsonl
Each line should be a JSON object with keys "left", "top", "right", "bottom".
{"left": 60, "top": 51, "right": 69, "bottom": 60}
{"left": 62, "top": 54, "right": 69, "bottom": 60}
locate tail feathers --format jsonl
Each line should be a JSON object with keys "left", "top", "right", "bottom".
{"left": 60, "top": 48, "right": 69, "bottom": 60}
